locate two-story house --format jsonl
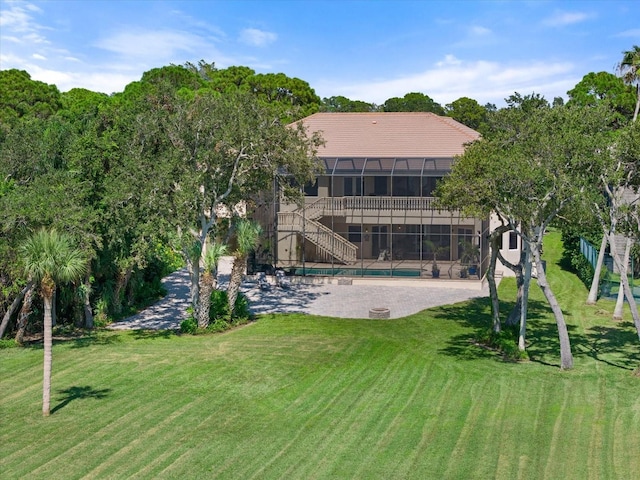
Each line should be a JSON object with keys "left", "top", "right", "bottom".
{"left": 262, "top": 112, "right": 519, "bottom": 280}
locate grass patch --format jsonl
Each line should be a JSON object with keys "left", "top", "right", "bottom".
{"left": 1, "top": 232, "right": 639, "bottom": 479}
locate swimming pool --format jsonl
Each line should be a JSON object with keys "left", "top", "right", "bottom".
{"left": 293, "top": 267, "right": 422, "bottom": 277}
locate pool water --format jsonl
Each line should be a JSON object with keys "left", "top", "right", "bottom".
{"left": 293, "top": 267, "right": 421, "bottom": 277}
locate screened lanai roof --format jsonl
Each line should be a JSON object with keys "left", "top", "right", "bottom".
{"left": 297, "top": 112, "right": 480, "bottom": 158}
{"left": 321, "top": 157, "right": 453, "bottom": 175}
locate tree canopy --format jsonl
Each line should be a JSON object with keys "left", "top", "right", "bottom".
{"left": 382, "top": 92, "right": 445, "bottom": 114}
{"left": 437, "top": 96, "right": 617, "bottom": 369}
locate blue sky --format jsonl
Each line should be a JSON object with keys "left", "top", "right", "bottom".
{"left": 1, "top": 0, "right": 638, "bottom": 106}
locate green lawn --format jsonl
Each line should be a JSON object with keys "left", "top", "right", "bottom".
{"left": 1, "top": 232, "right": 639, "bottom": 479}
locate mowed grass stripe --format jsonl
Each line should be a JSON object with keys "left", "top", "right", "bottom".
{"left": 440, "top": 375, "right": 495, "bottom": 478}
{"left": 2, "top": 230, "right": 640, "bottom": 479}
{"left": 476, "top": 376, "right": 518, "bottom": 478}
{"left": 240, "top": 339, "right": 384, "bottom": 479}
{"left": 4, "top": 341, "right": 216, "bottom": 478}
{"left": 347, "top": 357, "right": 439, "bottom": 479}
{"left": 542, "top": 380, "right": 572, "bottom": 480}
{"left": 287, "top": 352, "right": 423, "bottom": 479}
{"left": 402, "top": 372, "right": 457, "bottom": 477}
{"left": 612, "top": 388, "right": 640, "bottom": 476}
{"left": 21, "top": 396, "right": 181, "bottom": 478}
{"left": 0, "top": 350, "right": 160, "bottom": 474}
{"left": 80, "top": 397, "right": 208, "bottom": 478}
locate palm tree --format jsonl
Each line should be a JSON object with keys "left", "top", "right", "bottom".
{"left": 19, "top": 229, "right": 85, "bottom": 416}
{"left": 227, "top": 219, "right": 261, "bottom": 316}
{"left": 197, "top": 242, "right": 228, "bottom": 328}
{"left": 619, "top": 45, "right": 640, "bottom": 122}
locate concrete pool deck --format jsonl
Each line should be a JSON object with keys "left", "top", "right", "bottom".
{"left": 108, "top": 259, "right": 489, "bottom": 330}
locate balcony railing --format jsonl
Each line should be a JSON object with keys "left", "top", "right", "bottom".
{"left": 304, "top": 196, "right": 438, "bottom": 214}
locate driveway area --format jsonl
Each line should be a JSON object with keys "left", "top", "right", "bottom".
{"left": 108, "top": 263, "right": 488, "bottom": 330}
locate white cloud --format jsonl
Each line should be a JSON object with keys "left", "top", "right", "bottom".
{"left": 543, "top": 11, "right": 591, "bottom": 27}
{"left": 32, "top": 53, "right": 46, "bottom": 60}
{"left": 95, "top": 29, "right": 210, "bottom": 59}
{"left": 436, "top": 54, "right": 462, "bottom": 67}
{"left": 1, "top": 35, "right": 21, "bottom": 43}
{"left": 0, "top": 3, "right": 33, "bottom": 31}
{"left": 616, "top": 29, "right": 640, "bottom": 38}
{"left": 0, "top": 1, "right": 47, "bottom": 35}
{"left": 470, "top": 25, "right": 492, "bottom": 36}
{"left": 317, "top": 57, "right": 576, "bottom": 107}
{"left": 239, "top": 28, "right": 277, "bottom": 47}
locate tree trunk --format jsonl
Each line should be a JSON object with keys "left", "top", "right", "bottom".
{"left": 197, "top": 271, "right": 215, "bottom": 328}
{"left": 112, "top": 266, "right": 132, "bottom": 314}
{"left": 0, "top": 282, "right": 33, "bottom": 339}
{"left": 633, "top": 83, "right": 639, "bottom": 123}
{"left": 488, "top": 226, "right": 510, "bottom": 333}
{"left": 227, "top": 256, "right": 246, "bottom": 316}
{"left": 586, "top": 234, "right": 607, "bottom": 305}
{"left": 83, "top": 272, "right": 93, "bottom": 329}
{"left": 51, "top": 288, "right": 56, "bottom": 327}
{"left": 608, "top": 232, "right": 640, "bottom": 340}
{"left": 42, "top": 277, "right": 55, "bottom": 417}
{"left": 613, "top": 237, "right": 631, "bottom": 320}
{"left": 188, "top": 257, "right": 200, "bottom": 320}
{"left": 519, "top": 245, "right": 532, "bottom": 352}
{"left": 506, "top": 275, "right": 523, "bottom": 327}
{"left": 504, "top": 248, "right": 526, "bottom": 327}
{"left": 487, "top": 244, "right": 501, "bottom": 333}
{"left": 531, "top": 243, "right": 574, "bottom": 369}
{"left": 15, "top": 286, "right": 34, "bottom": 345}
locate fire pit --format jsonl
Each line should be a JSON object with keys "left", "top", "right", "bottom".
{"left": 369, "top": 307, "right": 390, "bottom": 319}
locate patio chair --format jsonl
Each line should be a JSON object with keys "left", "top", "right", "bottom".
{"left": 256, "top": 272, "right": 270, "bottom": 290}
{"left": 275, "top": 269, "right": 291, "bottom": 289}
{"left": 377, "top": 249, "right": 388, "bottom": 261}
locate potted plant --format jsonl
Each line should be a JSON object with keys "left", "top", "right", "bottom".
{"left": 424, "top": 240, "right": 448, "bottom": 278}
{"left": 459, "top": 265, "right": 468, "bottom": 278}
{"left": 459, "top": 240, "right": 480, "bottom": 277}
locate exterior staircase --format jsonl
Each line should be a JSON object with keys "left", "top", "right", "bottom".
{"left": 277, "top": 199, "right": 357, "bottom": 264}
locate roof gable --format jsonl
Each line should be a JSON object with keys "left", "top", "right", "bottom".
{"left": 297, "top": 112, "right": 480, "bottom": 158}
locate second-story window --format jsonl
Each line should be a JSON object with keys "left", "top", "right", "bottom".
{"left": 344, "top": 177, "right": 362, "bottom": 196}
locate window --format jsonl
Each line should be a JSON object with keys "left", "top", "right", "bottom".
{"left": 303, "top": 180, "right": 318, "bottom": 196}
{"left": 392, "top": 176, "right": 421, "bottom": 196}
{"left": 344, "top": 177, "right": 362, "bottom": 196}
{"left": 421, "top": 177, "right": 442, "bottom": 196}
{"left": 374, "top": 176, "right": 388, "bottom": 195}
{"left": 348, "top": 226, "right": 362, "bottom": 242}
{"left": 509, "top": 231, "right": 518, "bottom": 250}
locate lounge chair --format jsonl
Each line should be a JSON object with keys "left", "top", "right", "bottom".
{"left": 275, "top": 269, "right": 291, "bottom": 289}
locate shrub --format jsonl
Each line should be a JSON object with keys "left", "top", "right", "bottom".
{"left": 560, "top": 228, "right": 599, "bottom": 288}
{"left": 180, "top": 317, "right": 198, "bottom": 335}
{"left": 210, "top": 289, "right": 231, "bottom": 322}
{"left": 180, "top": 291, "right": 252, "bottom": 335}
{"left": 478, "top": 326, "right": 529, "bottom": 362}
{"left": 209, "top": 289, "right": 251, "bottom": 323}
{"left": 0, "top": 338, "right": 17, "bottom": 349}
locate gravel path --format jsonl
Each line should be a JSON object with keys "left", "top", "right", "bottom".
{"left": 108, "top": 269, "right": 191, "bottom": 331}
{"left": 109, "top": 260, "right": 488, "bottom": 330}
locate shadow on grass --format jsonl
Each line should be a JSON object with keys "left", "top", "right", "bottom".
{"left": 579, "top": 322, "right": 640, "bottom": 370}
{"left": 51, "top": 385, "right": 112, "bottom": 414}
{"left": 431, "top": 296, "right": 561, "bottom": 365}
{"left": 18, "top": 331, "right": 124, "bottom": 350}
{"left": 129, "top": 329, "right": 179, "bottom": 341}
{"left": 432, "top": 293, "right": 640, "bottom": 370}
{"left": 68, "top": 331, "right": 124, "bottom": 349}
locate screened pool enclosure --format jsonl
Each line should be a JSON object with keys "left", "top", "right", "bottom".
{"left": 270, "top": 157, "right": 491, "bottom": 279}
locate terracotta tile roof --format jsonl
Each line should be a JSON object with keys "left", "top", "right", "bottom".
{"left": 297, "top": 112, "right": 480, "bottom": 158}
